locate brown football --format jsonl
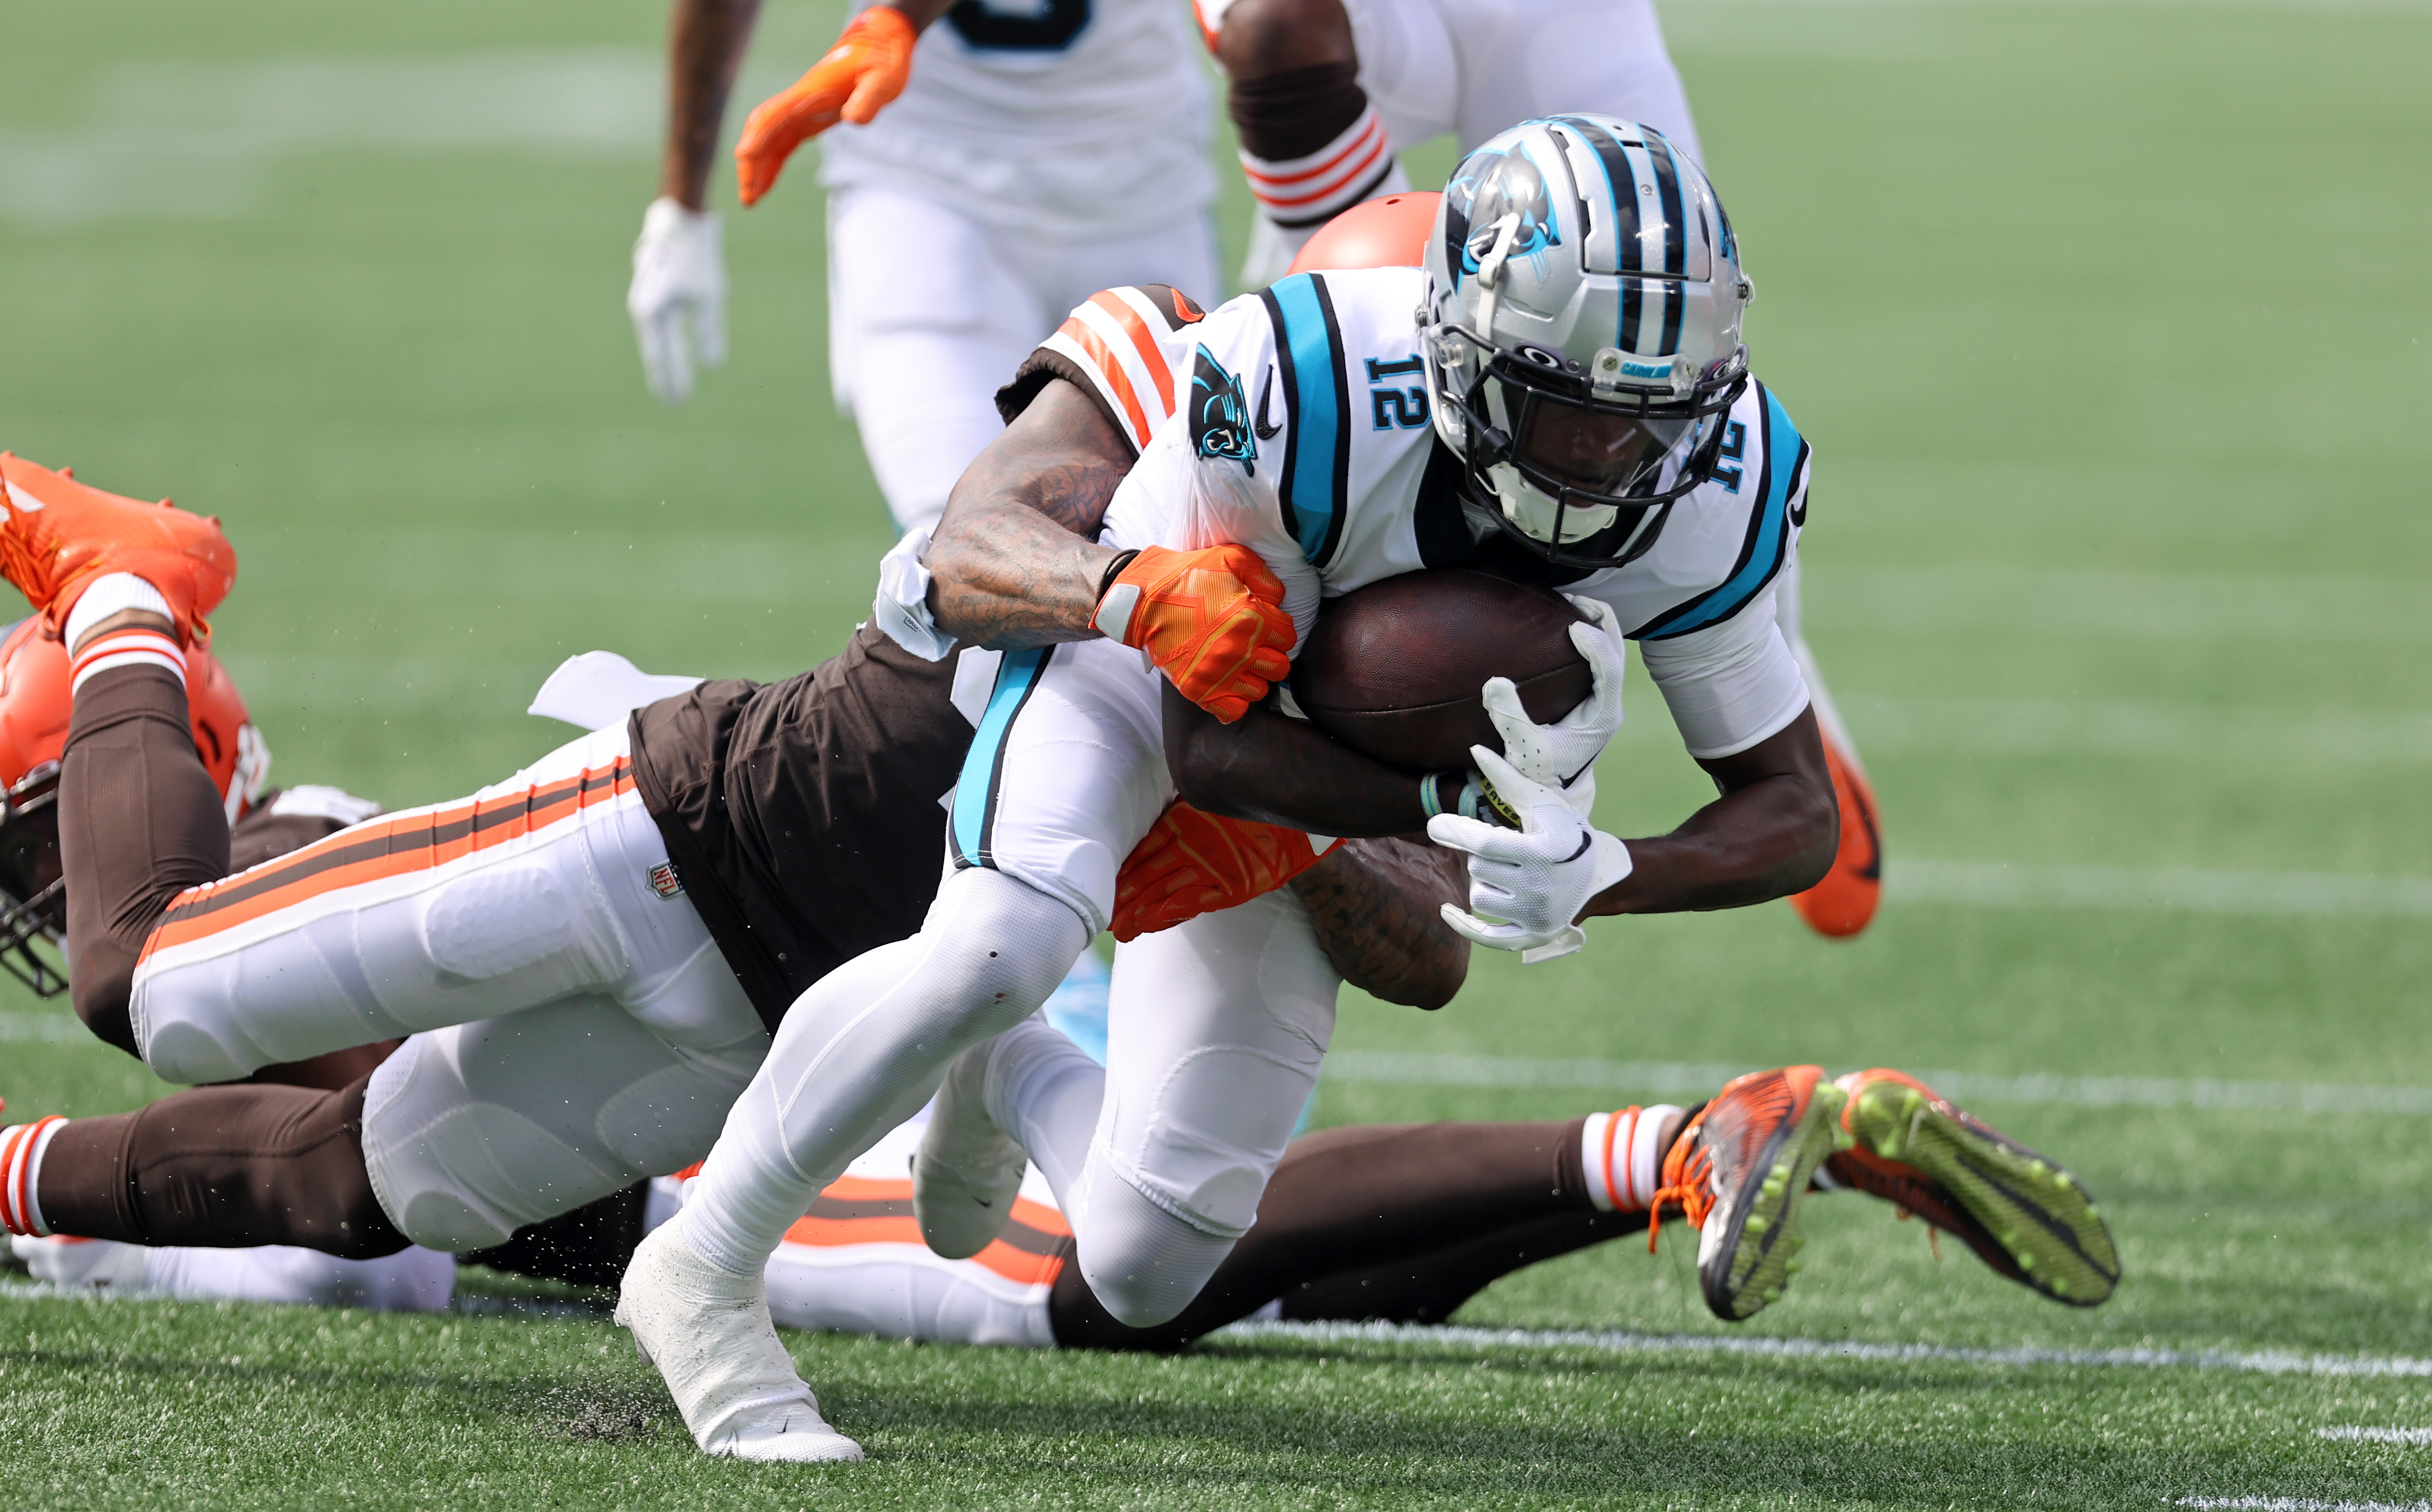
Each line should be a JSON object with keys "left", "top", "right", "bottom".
{"left": 1290, "top": 568, "right": 1593, "bottom": 772}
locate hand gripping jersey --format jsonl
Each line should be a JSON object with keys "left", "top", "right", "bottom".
{"left": 818, "top": 0, "right": 1213, "bottom": 241}
{"left": 1016, "top": 272, "right": 1815, "bottom": 760}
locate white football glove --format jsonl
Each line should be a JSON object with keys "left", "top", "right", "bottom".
{"left": 628, "top": 197, "right": 728, "bottom": 405}
{"left": 1427, "top": 744, "right": 1632, "bottom": 963}
{"left": 1478, "top": 595, "right": 1628, "bottom": 821}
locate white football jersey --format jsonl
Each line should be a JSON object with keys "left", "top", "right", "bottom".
{"left": 1037, "top": 268, "right": 1812, "bottom": 758}
{"left": 818, "top": 0, "right": 1215, "bottom": 240}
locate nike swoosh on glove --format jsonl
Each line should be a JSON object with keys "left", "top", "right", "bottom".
{"left": 734, "top": 6, "right": 917, "bottom": 207}
{"left": 1112, "top": 802, "right": 1341, "bottom": 941}
{"left": 628, "top": 198, "right": 727, "bottom": 405}
{"left": 1092, "top": 543, "right": 1295, "bottom": 722}
{"left": 1478, "top": 594, "right": 1628, "bottom": 820}
{"left": 1427, "top": 744, "right": 1632, "bottom": 962}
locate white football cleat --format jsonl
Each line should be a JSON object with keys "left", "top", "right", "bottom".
{"left": 911, "top": 1034, "right": 1028, "bottom": 1260}
{"left": 614, "top": 1222, "right": 864, "bottom": 1463}
{"left": 13, "top": 1234, "right": 151, "bottom": 1291}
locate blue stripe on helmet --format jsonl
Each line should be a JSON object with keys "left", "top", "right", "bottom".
{"left": 1632, "top": 386, "right": 1804, "bottom": 641}
{"left": 950, "top": 646, "right": 1053, "bottom": 866}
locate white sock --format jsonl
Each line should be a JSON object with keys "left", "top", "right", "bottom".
{"left": 983, "top": 1016, "right": 1106, "bottom": 1210}
{"left": 1579, "top": 1105, "right": 1683, "bottom": 1213}
{"left": 64, "top": 573, "right": 174, "bottom": 652}
{"left": 0, "top": 1116, "right": 68, "bottom": 1237}
{"left": 64, "top": 574, "right": 184, "bottom": 692}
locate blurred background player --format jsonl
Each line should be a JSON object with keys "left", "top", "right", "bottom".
{"left": 1196, "top": 0, "right": 1702, "bottom": 287}
{"left": 626, "top": 0, "right": 1219, "bottom": 538}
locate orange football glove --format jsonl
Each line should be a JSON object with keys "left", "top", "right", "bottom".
{"left": 734, "top": 6, "right": 918, "bottom": 208}
{"left": 1788, "top": 729, "right": 1882, "bottom": 939}
{"left": 1112, "top": 802, "right": 1344, "bottom": 942}
{"left": 1091, "top": 544, "right": 1294, "bottom": 722}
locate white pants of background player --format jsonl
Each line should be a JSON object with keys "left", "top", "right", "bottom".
{"left": 680, "top": 634, "right": 1340, "bottom": 1326}
{"left": 126, "top": 724, "right": 771, "bottom": 1254}
{"left": 827, "top": 188, "right": 1221, "bottom": 535}
{"left": 1215, "top": 0, "right": 1703, "bottom": 282}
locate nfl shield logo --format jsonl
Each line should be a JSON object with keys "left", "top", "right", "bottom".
{"left": 647, "top": 861, "right": 685, "bottom": 900}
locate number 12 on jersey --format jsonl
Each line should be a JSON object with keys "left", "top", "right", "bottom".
{"left": 1366, "top": 356, "right": 1429, "bottom": 431}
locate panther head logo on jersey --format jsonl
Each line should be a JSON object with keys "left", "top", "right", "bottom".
{"left": 1443, "top": 147, "right": 1561, "bottom": 286}
{"left": 1189, "top": 347, "right": 1257, "bottom": 474}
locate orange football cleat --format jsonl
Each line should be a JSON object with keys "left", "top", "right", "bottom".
{"left": 1827, "top": 1069, "right": 2118, "bottom": 1306}
{"left": 1112, "top": 802, "right": 1342, "bottom": 941}
{"left": 0, "top": 453, "right": 234, "bottom": 646}
{"left": 1790, "top": 721, "right": 1880, "bottom": 939}
{"left": 1651, "top": 1064, "right": 1847, "bottom": 1321}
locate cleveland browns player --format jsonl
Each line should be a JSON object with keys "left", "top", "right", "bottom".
{"left": 0, "top": 450, "right": 2113, "bottom": 1457}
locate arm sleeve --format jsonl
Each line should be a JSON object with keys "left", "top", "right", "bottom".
{"left": 1639, "top": 586, "right": 1811, "bottom": 759}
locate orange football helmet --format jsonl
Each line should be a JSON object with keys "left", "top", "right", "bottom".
{"left": 0, "top": 616, "right": 264, "bottom": 995}
{"left": 1286, "top": 191, "right": 1442, "bottom": 276}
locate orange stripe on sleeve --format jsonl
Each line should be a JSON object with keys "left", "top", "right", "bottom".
{"left": 1057, "top": 317, "right": 1152, "bottom": 446}
{"left": 1088, "top": 292, "right": 1177, "bottom": 418}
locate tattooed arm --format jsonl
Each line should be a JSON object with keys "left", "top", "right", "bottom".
{"left": 1291, "top": 837, "right": 1470, "bottom": 1010}
{"left": 926, "top": 379, "right": 1128, "bottom": 649}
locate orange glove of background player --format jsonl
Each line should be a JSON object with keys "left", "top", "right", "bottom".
{"left": 734, "top": 6, "right": 918, "bottom": 207}
{"left": 1112, "top": 802, "right": 1343, "bottom": 942}
{"left": 1091, "top": 543, "right": 1294, "bottom": 722}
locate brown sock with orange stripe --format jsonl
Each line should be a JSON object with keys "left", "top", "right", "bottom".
{"left": 57, "top": 662, "right": 230, "bottom": 1056}
{"left": 34, "top": 1072, "right": 408, "bottom": 1258}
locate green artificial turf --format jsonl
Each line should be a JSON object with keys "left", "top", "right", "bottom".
{"left": 5, "top": 0, "right": 2431, "bottom": 1506}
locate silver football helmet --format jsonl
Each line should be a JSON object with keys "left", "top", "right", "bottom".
{"left": 1422, "top": 116, "right": 1754, "bottom": 568}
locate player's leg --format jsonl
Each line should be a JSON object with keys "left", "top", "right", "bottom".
{"left": 1440, "top": 0, "right": 1703, "bottom": 161}
{"left": 1208, "top": 0, "right": 1416, "bottom": 286}
{"left": 126, "top": 721, "right": 747, "bottom": 1085}
{"left": 1776, "top": 555, "right": 1886, "bottom": 938}
{"left": 12, "top": 1235, "right": 458, "bottom": 1313}
{"left": 960, "top": 888, "right": 1341, "bottom": 1328}
{"left": 620, "top": 639, "right": 1170, "bottom": 1460}
{"left": 827, "top": 187, "right": 1046, "bottom": 535}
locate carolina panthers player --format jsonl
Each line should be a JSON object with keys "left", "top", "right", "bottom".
{"left": 627, "top": 0, "right": 1218, "bottom": 538}
{"left": 620, "top": 116, "right": 1927, "bottom": 1458}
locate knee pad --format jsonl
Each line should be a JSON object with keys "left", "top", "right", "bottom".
{"left": 360, "top": 1035, "right": 632, "bottom": 1253}
{"left": 921, "top": 869, "right": 1092, "bottom": 1037}
{"left": 1070, "top": 1164, "right": 1239, "bottom": 1329}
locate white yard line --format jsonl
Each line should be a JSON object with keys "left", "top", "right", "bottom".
{"left": 2177, "top": 1501, "right": 2432, "bottom": 1511}
{"left": 1219, "top": 1319, "right": 2432, "bottom": 1379}
{"left": 1889, "top": 860, "right": 2432, "bottom": 918}
{"left": 1322, "top": 1051, "right": 2432, "bottom": 1115}
{"left": 0, "top": 1011, "right": 97, "bottom": 1043}
{"left": 2318, "top": 1428, "right": 2432, "bottom": 1444}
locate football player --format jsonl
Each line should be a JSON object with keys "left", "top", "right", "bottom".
{"left": 628, "top": 0, "right": 1220, "bottom": 539}
{"left": 615, "top": 117, "right": 1965, "bottom": 1458}
{"left": 1195, "top": 0, "right": 1702, "bottom": 286}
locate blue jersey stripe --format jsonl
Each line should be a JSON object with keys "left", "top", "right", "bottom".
{"left": 1632, "top": 387, "right": 1805, "bottom": 641}
{"left": 1263, "top": 274, "right": 1348, "bottom": 566}
{"left": 950, "top": 647, "right": 1053, "bottom": 867}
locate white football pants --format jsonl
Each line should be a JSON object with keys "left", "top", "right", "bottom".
{"left": 127, "top": 725, "right": 771, "bottom": 1253}
{"left": 826, "top": 186, "right": 1221, "bottom": 535}
{"left": 990, "top": 887, "right": 1339, "bottom": 1326}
